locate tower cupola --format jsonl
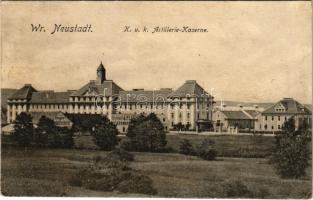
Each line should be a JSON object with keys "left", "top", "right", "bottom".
{"left": 97, "top": 62, "right": 106, "bottom": 84}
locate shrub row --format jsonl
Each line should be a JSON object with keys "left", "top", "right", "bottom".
{"left": 68, "top": 148, "right": 157, "bottom": 195}
{"left": 179, "top": 139, "right": 217, "bottom": 160}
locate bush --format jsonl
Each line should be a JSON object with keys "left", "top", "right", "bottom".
{"left": 102, "top": 156, "right": 131, "bottom": 170}
{"left": 68, "top": 164, "right": 157, "bottom": 195}
{"left": 92, "top": 116, "right": 120, "bottom": 150}
{"left": 68, "top": 149, "right": 157, "bottom": 195}
{"left": 153, "top": 146, "right": 175, "bottom": 153}
{"left": 179, "top": 139, "right": 195, "bottom": 155}
{"left": 196, "top": 139, "right": 217, "bottom": 160}
{"left": 84, "top": 169, "right": 127, "bottom": 191}
{"left": 126, "top": 113, "right": 167, "bottom": 152}
{"left": 107, "top": 148, "right": 134, "bottom": 162}
{"left": 68, "top": 167, "right": 102, "bottom": 187}
{"left": 12, "top": 112, "right": 34, "bottom": 147}
{"left": 120, "top": 139, "right": 133, "bottom": 151}
{"left": 270, "top": 117, "right": 311, "bottom": 178}
{"left": 222, "top": 180, "right": 252, "bottom": 198}
{"left": 116, "top": 173, "right": 157, "bottom": 195}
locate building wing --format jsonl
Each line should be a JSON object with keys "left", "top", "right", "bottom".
{"left": 70, "top": 80, "right": 124, "bottom": 97}
{"left": 263, "top": 98, "right": 311, "bottom": 115}
{"left": 169, "top": 80, "right": 211, "bottom": 98}
{"left": 29, "top": 91, "right": 71, "bottom": 104}
{"left": 221, "top": 110, "right": 252, "bottom": 120}
{"left": 8, "top": 84, "right": 37, "bottom": 100}
{"left": 118, "top": 89, "right": 172, "bottom": 103}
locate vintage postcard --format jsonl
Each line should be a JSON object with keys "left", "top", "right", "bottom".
{"left": 1, "top": 1, "right": 312, "bottom": 198}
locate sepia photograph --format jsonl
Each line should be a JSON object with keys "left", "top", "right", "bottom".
{"left": 1, "top": 1, "right": 312, "bottom": 198}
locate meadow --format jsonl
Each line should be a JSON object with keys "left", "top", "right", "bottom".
{"left": 1, "top": 134, "right": 312, "bottom": 198}
{"left": 75, "top": 133, "right": 275, "bottom": 158}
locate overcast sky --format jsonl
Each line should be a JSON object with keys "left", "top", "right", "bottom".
{"left": 2, "top": 1, "right": 312, "bottom": 103}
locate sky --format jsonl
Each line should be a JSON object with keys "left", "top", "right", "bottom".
{"left": 1, "top": 1, "right": 312, "bottom": 104}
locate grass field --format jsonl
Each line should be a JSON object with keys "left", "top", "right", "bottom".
{"left": 75, "top": 133, "right": 275, "bottom": 158}
{"left": 1, "top": 146, "right": 312, "bottom": 198}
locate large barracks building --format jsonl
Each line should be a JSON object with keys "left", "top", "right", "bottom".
{"left": 6, "top": 63, "right": 215, "bottom": 133}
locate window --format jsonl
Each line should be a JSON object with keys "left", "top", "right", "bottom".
{"left": 278, "top": 116, "right": 280, "bottom": 121}
{"left": 123, "top": 127, "right": 125, "bottom": 132}
{"left": 171, "top": 113, "right": 174, "bottom": 119}
{"left": 187, "top": 104, "right": 190, "bottom": 109}
{"left": 179, "top": 104, "right": 182, "bottom": 109}
{"left": 265, "top": 116, "right": 267, "bottom": 121}
{"left": 278, "top": 125, "right": 281, "bottom": 129}
{"left": 163, "top": 118, "right": 165, "bottom": 122}
{"left": 260, "top": 124, "right": 262, "bottom": 129}
{"left": 264, "top": 125, "right": 267, "bottom": 130}
{"left": 187, "top": 113, "right": 190, "bottom": 118}
{"left": 285, "top": 116, "right": 287, "bottom": 121}
{"left": 217, "top": 120, "right": 220, "bottom": 126}
{"left": 272, "top": 126, "right": 274, "bottom": 130}
{"left": 272, "top": 116, "right": 274, "bottom": 121}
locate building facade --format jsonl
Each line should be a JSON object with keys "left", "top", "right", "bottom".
{"left": 7, "top": 63, "right": 215, "bottom": 133}
{"left": 213, "top": 110, "right": 260, "bottom": 133}
{"left": 254, "top": 98, "right": 312, "bottom": 132}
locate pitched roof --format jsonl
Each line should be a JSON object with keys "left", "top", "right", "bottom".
{"left": 215, "top": 100, "right": 274, "bottom": 109}
{"left": 221, "top": 110, "right": 252, "bottom": 120}
{"left": 169, "top": 80, "right": 211, "bottom": 98}
{"left": 8, "top": 84, "right": 37, "bottom": 100}
{"left": 244, "top": 110, "right": 261, "bottom": 118}
{"left": 262, "top": 98, "right": 311, "bottom": 115}
{"left": 1, "top": 88, "right": 18, "bottom": 108}
{"left": 29, "top": 91, "right": 71, "bottom": 104}
{"left": 70, "top": 80, "right": 123, "bottom": 97}
{"left": 118, "top": 89, "right": 172, "bottom": 103}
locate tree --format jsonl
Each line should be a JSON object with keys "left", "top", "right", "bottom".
{"left": 35, "top": 116, "right": 74, "bottom": 148}
{"left": 57, "top": 127, "right": 74, "bottom": 148}
{"left": 179, "top": 139, "right": 195, "bottom": 155}
{"left": 92, "top": 116, "right": 120, "bottom": 150}
{"left": 126, "top": 113, "right": 167, "bottom": 152}
{"left": 33, "top": 116, "right": 56, "bottom": 147}
{"left": 196, "top": 139, "right": 217, "bottom": 160}
{"left": 270, "top": 117, "right": 311, "bottom": 178}
{"left": 12, "top": 112, "right": 34, "bottom": 147}
{"left": 126, "top": 114, "right": 146, "bottom": 139}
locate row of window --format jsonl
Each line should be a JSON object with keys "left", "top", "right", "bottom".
{"left": 30, "top": 104, "right": 68, "bottom": 110}
{"left": 262, "top": 124, "right": 281, "bottom": 130}
{"left": 117, "top": 104, "right": 193, "bottom": 110}
{"left": 70, "top": 97, "right": 110, "bottom": 102}
{"left": 265, "top": 116, "right": 287, "bottom": 121}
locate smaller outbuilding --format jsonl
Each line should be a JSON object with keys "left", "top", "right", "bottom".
{"left": 213, "top": 110, "right": 259, "bottom": 133}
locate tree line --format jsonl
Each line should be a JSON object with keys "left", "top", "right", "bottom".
{"left": 9, "top": 112, "right": 312, "bottom": 179}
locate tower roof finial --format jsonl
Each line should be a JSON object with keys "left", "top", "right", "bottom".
{"left": 97, "top": 61, "right": 105, "bottom": 71}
